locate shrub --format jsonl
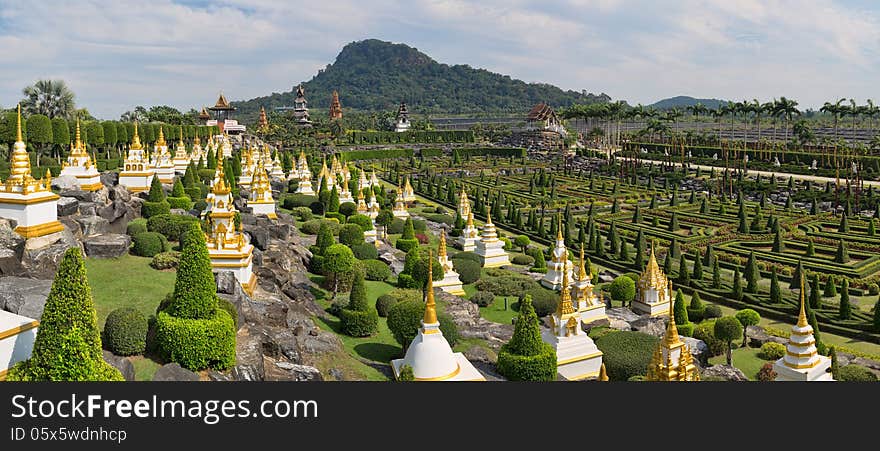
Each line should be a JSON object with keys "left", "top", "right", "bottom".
{"left": 141, "top": 200, "right": 171, "bottom": 218}
{"left": 325, "top": 212, "right": 345, "bottom": 222}
{"left": 471, "top": 291, "right": 495, "bottom": 307}
{"left": 520, "top": 288, "right": 557, "bottom": 317}
{"left": 150, "top": 251, "right": 180, "bottom": 270}
{"left": 395, "top": 238, "right": 419, "bottom": 253}
{"left": 132, "top": 232, "right": 168, "bottom": 257}
{"left": 415, "top": 233, "right": 429, "bottom": 244}
{"left": 282, "top": 194, "right": 318, "bottom": 209}
{"left": 289, "top": 207, "right": 313, "bottom": 221}
{"left": 609, "top": 276, "right": 636, "bottom": 304}
{"left": 155, "top": 309, "right": 236, "bottom": 370}
{"left": 453, "top": 252, "right": 482, "bottom": 263}
{"left": 438, "top": 312, "right": 459, "bottom": 347}
{"left": 346, "top": 214, "right": 373, "bottom": 231}
{"left": 422, "top": 213, "right": 454, "bottom": 225}
{"left": 375, "top": 289, "right": 422, "bottom": 317}
{"left": 338, "top": 224, "right": 365, "bottom": 247}
{"left": 595, "top": 331, "right": 659, "bottom": 381}
{"left": 704, "top": 304, "right": 722, "bottom": 319}
{"left": 759, "top": 342, "right": 786, "bottom": 360}
{"left": 126, "top": 218, "right": 148, "bottom": 236}
{"left": 388, "top": 299, "right": 457, "bottom": 348}
{"left": 452, "top": 258, "right": 481, "bottom": 284}
{"left": 412, "top": 219, "right": 427, "bottom": 232}
{"left": 339, "top": 202, "right": 358, "bottom": 218}
{"left": 687, "top": 292, "right": 706, "bottom": 322}
{"left": 397, "top": 365, "right": 415, "bottom": 381}
{"left": 300, "top": 219, "right": 340, "bottom": 235}
{"left": 167, "top": 196, "right": 192, "bottom": 210}
{"left": 323, "top": 244, "right": 357, "bottom": 295}
{"left": 677, "top": 322, "right": 695, "bottom": 337}
{"left": 103, "top": 307, "right": 148, "bottom": 356}
{"left": 218, "top": 298, "right": 239, "bottom": 330}
{"left": 397, "top": 273, "right": 418, "bottom": 289}
{"left": 511, "top": 254, "right": 535, "bottom": 266}
{"left": 146, "top": 214, "right": 199, "bottom": 242}
{"left": 353, "top": 243, "right": 380, "bottom": 261}
{"left": 362, "top": 259, "right": 391, "bottom": 281}
{"left": 757, "top": 362, "right": 777, "bottom": 381}
{"left": 496, "top": 296, "right": 557, "bottom": 381}
{"left": 838, "top": 365, "right": 879, "bottom": 381}
{"left": 387, "top": 218, "right": 406, "bottom": 234}
{"left": 693, "top": 320, "right": 725, "bottom": 357}
{"left": 477, "top": 272, "right": 540, "bottom": 297}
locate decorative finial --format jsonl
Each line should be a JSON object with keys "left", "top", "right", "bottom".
{"left": 797, "top": 274, "right": 809, "bottom": 328}
{"left": 599, "top": 363, "right": 609, "bottom": 381}
{"left": 438, "top": 229, "right": 447, "bottom": 258}
{"left": 16, "top": 104, "right": 23, "bottom": 143}
{"left": 423, "top": 250, "right": 438, "bottom": 325}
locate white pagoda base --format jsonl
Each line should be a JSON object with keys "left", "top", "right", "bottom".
{"left": 435, "top": 271, "right": 465, "bottom": 296}
{"left": 296, "top": 181, "right": 315, "bottom": 195}
{"left": 0, "top": 191, "right": 64, "bottom": 238}
{"left": 541, "top": 330, "right": 603, "bottom": 381}
{"left": 456, "top": 235, "right": 478, "bottom": 252}
{"left": 0, "top": 310, "right": 38, "bottom": 380}
{"left": 59, "top": 166, "right": 102, "bottom": 192}
{"left": 391, "top": 318, "right": 484, "bottom": 381}
{"left": 393, "top": 208, "right": 410, "bottom": 219}
{"left": 173, "top": 158, "right": 190, "bottom": 174}
{"left": 631, "top": 299, "right": 670, "bottom": 317}
{"left": 541, "top": 265, "right": 573, "bottom": 290}
{"left": 238, "top": 175, "right": 252, "bottom": 187}
{"left": 155, "top": 166, "right": 175, "bottom": 184}
{"left": 579, "top": 304, "right": 608, "bottom": 324}
{"left": 339, "top": 193, "right": 354, "bottom": 204}
{"left": 209, "top": 246, "right": 257, "bottom": 295}
{"left": 249, "top": 200, "right": 277, "bottom": 220}
{"left": 364, "top": 228, "right": 378, "bottom": 246}
{"left": 476, "top": 240, "right": 510, "bottom": 268}
{"left": 773, "top": 359, "right": 834, "bottom": 381}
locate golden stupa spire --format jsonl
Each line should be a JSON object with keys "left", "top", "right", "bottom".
{"left": 663, "top": 281, "right": 681, "bottom": 345}
{"left": 423, "top": 250, "right": 438, "bottom": 325}
{"left": 556, "top": 214, "right": 564, "bottom": 241}
{"left": 438, "top": 229, "right": 448, "bottom": 259}
{"left": 9, "top": 104, "right": 32, "bottom": 182}
{"left": 213, "top": 155, "right": 230, "bottom": 195}
{"left": 640, "top": 241, "right": 667, "bottom": 289}
{"left": 131, "top": 122, "right": 143, "bottom": 150}
{"left": 578, "top": 244, "right": 588, "bottom": 280}
{"left": 466, "top": 211, "right": 475, "bottom": 228}
{"left": 556, "top": 268, "right": 576, "bottom": 316}
{"left": 72, "top": 119, "right": 84, "bottom": 155}
{"left": 598, "top": 363, "right": 609, "bottom": 381}
{"left": 15, "top": 103, "right": 23, "bottom": 142}
{"left": 485, "top": 204, "right": 494, "bottom": 226}
{"left": 157, "top": 126, "right": 166, "bottom": 146}
{"left": 179, "top": 125, "right": 185, "bottom": 146}
{"left": 797, "top": 274, "right": 809, "bottom": 328}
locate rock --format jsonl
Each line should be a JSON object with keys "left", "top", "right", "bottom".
{"left": 57, "top": 197, "right": 79, "bottom": 216}
{"left": 0, "top": 277, "right": 52, "bottom": 318}
{"left": 581, "top": 317, "right": 611, "bottom": 333}
{"left": 463, "top": 346, "right": 497, "bottom": 364}
{"left": 243, "top": 223, "right": 270, "bottom": 251}
{"left": 701, "top": 364, "right": 748, "bottom": 381}
{"left": 152, "top": 363, "right": 200, "bottom": 381}
{"left": 233, "top": 330, "right": 266, "bottom": 381}
{"left": 97, "top": 200, "right": 127, "bottom": 223}
{"left": 107, "top": 184, "right": 130, "bottom": 202}
{"left": 630, "top": 315, "right": 667, "bottom": 338}
{"left": 100, "top": 172, "right": 119, "bottom": 188}
{"left": 328, "top": 368, "right": 345, "bottom": 381}
{"left": 598, "top": 270, "right": 616, "bottom": 284}
{"left": 102, "top": 350, "right": 135, "bottom": 381}
{"left": 75, "top": 215, "right": 110, "bottom": 236}
{"left": 82, "top": 234, "right": 131, "bottom": 258}
{"left": 21, "top": 230, "right": 79, "bottom": 280}
{"left": 682, "top": 337, "right": 709, "bottom": 366}
{"left": 208, "top": 371, "right": 232, "bottom": 382}
{"left": 51, "top": 175, "right": 80, "bottom": 191}
{"left": 0, "top": 219, "right": 25, "bottom": 275}
{"left": 269, "top": 223, "right": 293, "bottom": 241}
{"left": 170, "top": 208, "right": 188, "bottom": 216}
{"left": 59, "top": 217, "right": 81, "bottom": 239}
{"left": 436, "top": 290, "right": 512, "bottom": 349}
{"left": 266, "top": 361, "right": 323, "bottom": 381}
{"left": 745, "top": 325, "right": 786, "bottom": 347}
{"left": 78, "top": 202, "right": 97, "bottom": 216}
{"left": 215, "top": 271, "right": 238, "bottom": 295}
{"left": 606, "top": 307, "right": 642, "bottom": 330}
{"left": 851, "top": 357, "right": 880, "bottom": 372}
{"left": 59, "top": 189, "right": 96, "bottom": 203}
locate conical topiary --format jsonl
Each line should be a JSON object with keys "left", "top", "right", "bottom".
{"left": 496, "top": 295, "right": 557, "bottom": 381}
{"left": 166, "top": 223, "right": 218, "bottom": 320}
{"left": 147, "top": 175, "right": 165, "bottom": 202}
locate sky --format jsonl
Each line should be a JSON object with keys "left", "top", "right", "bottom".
{"left": 1, "top": 0, "right": 878, "bottom": 119}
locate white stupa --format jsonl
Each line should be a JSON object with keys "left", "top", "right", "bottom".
{"left": 434, "top": 229, "right": 465, "bottom": 296}
{"left": 59, "top": 120, "right": 103, "bottom": 191}
{"left": 456, "top": 190, "right": 479, "bottom": 252}
{"left": 392, "top": 185, "right": 409, "bottom": 218}
{"left": 205, "top": 161, "right": 256, "bottom": 295}
{"left": 119, "top": 122, "right": 155, "bottom": 193}
{"left": 238, "top": 147, "right": 255, "bottom": 187}
{"left": 0, "top": 309, "right": 38, "bottom": 380}
{"left": 774, "top": 279, "right": 834, "bottom": 382}
{"left": 391, "top": 253, "right": 485, "bottom": 381}
{"left": 541, "top": 270, "right": 603, "bottom": 380}
{"left": 172, "top": 126, "right": 190, "bottom": 174}
{"left": 541, "top": 219, "right": 574, "bottom": 290}
{"left": 248, "top": 159, "right": 277, "bottom": 220}
{"left": 402, "top": 177, "right": 415, "bottom": 203}
{"left": 632, "top": 246, "right": 673, "bottom": 317}
{"left": 152, "top": 127, "right": 176, "bottom": 184}
{"left": 220, "top": 133, "right": 233, "bottom": 158}
{"left": 367, "top": 190, "right": 380, "bottom": 220}
{"left": 475, "top": 207, "right": 509, "bottom": 268}
{"left": 573, "top": 245, "right": 606, "bottom": 324}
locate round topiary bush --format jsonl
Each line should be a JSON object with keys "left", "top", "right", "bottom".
{"left": 126, "top": 219, "right": 148, "bottom": 236}
{"left": 352, "top": 243, "right": 379, "bottom": 261}
{"left": 362, "top": 259, "right": 391, "bottom": 281}
{"left": 386, "top": 299, "right": 456, "bottom": 347}
{"left": 132, "top": 232, "right": 168, "bottom": 257}
{"left": 693, "top": 320, "right": 725, "bottom": 357}
{"left": 471, "top": 291, "right": 495, "bottom": 307}
{"left": 395, "top": 238, "right": 419, "bottom": 253}
{"left": 155, "top": 309, "right": 236, "bottom": 370}
{"left": 142, "top": 200, "right": 171, "bottom": 218}
{"left": 290, "top": 207, "right": 313, "bottom": 222}
{"left": 839, "top": 365, "right": 878, "bottom": 381}
{"left": 146, "top": 214, "right": 199, "bottom": 242}
{"left": 103, "top": 307, "right": 148, "bottom": 356}
{"left": 300, "top": 219, "right": 340, "bottom": 235}
{"left": 609, "top": 276, "right": 636, "bottom": 304}
{"left": 677, "top": 322, "right": 695, "bottom": 337}
{"left": 452, "top": 258, "right": 481, "bottom": 284}
{"left": 704, "top": 304, "right": 723, "bottom": 319}
{"left": 167, "top": 196, "right": 192, "bottom": 210}
{"left": 150, "top": 251, "right": 180, "bottom": 270}
{"left": 375, "top": 289, "right": 422, "bottom": 317}
{"left": 338, "top": 224, "right": 365, "bottom": 247}
{"left": 340, "top": 308, "right": 379, "bottom": 337}
{"left": 595, "top": 331, "right": 660, "bottom": 381}
{"left": 282, "top": 194, "right": 318, "bottom": 209}
{"left": 453, "top": 251, "right": 482, "bottom": 263}
{"left": 511, "top": 254, "right": 535, "bottom": 266}
{"left": 758, "top": 342, "right": 786, "bottom": 360}
{"left": 869, "top": 283, "right": 880, "bottom": 296}
{"left": 438, "top": 312, "right": 459, "bottom": 347}
{"left": 520, "top": 288, "right": 557, "bottom": 317}
{"left": 346, "top": 214, "right": 373, "bottom": 232}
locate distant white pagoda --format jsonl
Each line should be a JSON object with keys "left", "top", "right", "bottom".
{"left": 119, "top": 122, "right": 155, "bottom": 193}
{"left": 773, "top": 279, "right": 834, "bottom": 382}
{"left": 541, "top": 270, "right": 603, "bottom": 380}
{"left": 434, "top": 229, "right": 465, "bottom": 296}
{"left": 152, "top": 127, "right": 176, "bottom": 184}
{"left": 475, "top": 207, "right": 509, "bottom": 268}
{"left": 573, "top": 245, "right": 606, "bottom": 324}
{"left": 456, "top": 190, "right": 479, "bottom": 252}
{"left": 631, "top": 246, "right": 672, "bottom": 317}
{"left": 541, "top": 218, "right": 574, "bottom": 290}
{"left": 394, "top": 102, "right": 410, "bottom": 132}
{"left": 59, "top": 119, "right": 103, "bottom": 192}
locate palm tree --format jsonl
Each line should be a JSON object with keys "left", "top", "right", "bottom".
{"left": 772, "top": 97, "right": 800, "bottom": 146}
{"left": 21, "top": 79, "right": 76, "bottom": 119}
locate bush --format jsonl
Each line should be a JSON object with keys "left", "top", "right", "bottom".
{"left": 375, "top": 289, "right": 421, "bottom": 317}
{"left": 396, "top": 273, "right": 418, "bottom": 289}
{"left": 412, "top": 219, "right": 427, "bottom": 232}
{"left": 477, "top": 273, "right": 540, "bottom": 297}
{"left": 352, "top": 243, "right": 379, "bottom": 260}
{"left": 386, "top": 299, "right": 427, "bottom": 347}
{"left": 146, "top": 214, "right": 199, "bottom": 242}
{"left": 759, "top": 342, "right": 786, "bottom": 360}
{"left": 167, "top": 196, "right": 192, "bottom": 210}
{"left": 438, "top": 312, "right": 459, "bottom": 347}
{"left": 103, "top": 307, "right": 148, "bottom": 356}
{"left": 496, "top": 296, "right": 557, "bottom": 381}
{"left": 677, "top": 322, "right": 694, "bottom": 337}
{"left": 387, "top": 218, "right": 405, "bottom": 234}
{"left": 325, "top": 212, "right": 345, "bottom": 222}
{"left": 395, "top": 238, "right": 419, "bottom": 253}
{"left": 595, "top": 331, "right": 659, "bottom": 381}
{"left": 141, "top": 200, "right": 171, "bottom": 218}
{"left": 362, "top": 259, "right": 391, "bottom": 281}
{"left": 423, "top": 213, "right": 454, "bottom": 225}
{"left": 347, "top": 214, "right": 373, "bottom": 231}
{"left": 218, "top": 298, "right": 239, "bottom": 330}
{"left": 415, "top": 233, "right": 429, "bottom": 244}
{"left": 471, "top": 291, "right": 495, "bottom": 307}
{"left": 693, "top": 320, "right": 725, "bottom": 357}
{"left": 126, "top": 218, "right": 148, "bottom": 236}
{"left": 453, "top": 252, "right": 482, "bottom": 263}
{"left": 608, "top": 276, "right": 636, "bottom": 304}
{"left": 869, "top": 283, "right": 880, "bottom": 296}
{"left": 300, "top": 219, "right": 340, "bottom": 235}
{"left": 511, "top": 254, "right": 535, "bottom": 266}
{"left": 338, "top": 224, "right": 365, "bottom": 246}
{"left": 132, "top": 232, "right": 168, "bottom": 257}
{"left": 452, "top": 258, "right": 480, "bottom": 286}
{"left": 289, "top": 207, "right": 313, "bottom": 222}
{"left": 340, "top": 309, "right": 379, "bottom": 337}
{"left": 150, "top": 251, "right": 180, "bottom": 270}
{"left": 155, "top": 310, "right": 236, "bottom": 371}
{"left": 282, "top": 194, "right": 318, "bottom": 209}
{"left": 704, "top": 304, "right": 722, "bottom": 319}
{"left": 339, "top": 202, "right": 358, "bottom": 218}
{"left": 520, "top": 288, "right": 557, "bottom": 317}
{"left": 838, "top": 365, "right": 879, "bottom": 381}
{"left": 757, "top": 362, "right": 777, "bottom": 381}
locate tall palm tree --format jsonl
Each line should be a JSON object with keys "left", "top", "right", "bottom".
{"left": 21, "top": 79, "right": 76, "bottom": 119}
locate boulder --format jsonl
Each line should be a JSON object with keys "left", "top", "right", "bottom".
{"left": 78, "top": 202, "right": 97, "bottom": 216}
{"left": 463, "top": 345, "right": 497, "bottom": 364}
{"left": 75, "top": 215, "right": 110, "bottom": 236}
{"left": 215, "top": 271, "right": 238, "bottom": 295}
{"left": 581, "top": 316, "right": 611, "bottom": 333}
{"left": 82, "top": 234, "right": 131, "bottom": 258}
{"left": 152, "top": 363, "right": 200, "bottom": 381}
{"left": 0, "top": 277, "right": 52, "bottom": 318}
{"left": 701, "top": 364, "right": 748, "bottom": 381}
{"left": 630, "top": 315, "right": 667, "bottom": 338}
{"left": 745, "top": 325, "right": 786, "bottom": 347}
{"left": 59, "top": 189, "right": 96, "bottom": 203}
{"left": 606, "top": 307, "right": 642, "bottom": 330}
{"left": 51, "top": 174, "right": 80, "bottom": 192}
{"left": 0, "top": 219, "right": 25, "bottom": 275}
{"left": 269, "top": 223, "right": 294, "bottom": 242}
{"left": 56, "top": 197, "right": 79, "bottom": 216}
{"left": 59, "top": 217, "right": 82, "bottom": 239}
{"left": 102, "top": 350, "right": 136, "bottom": 381}
{"left": 100, "top": 171, "right": 119, "bottom": 188}
{"left": 682, "top": 336, "right": 709, "bottom": 366}
{"left": 97, "top": 199, "right": 127, "bottom": 223}
{"left": 233, "top": 330, "right": 267, "bottom": 381}
{"left": 21, "top": 230, "right": 79, "bottom": 280}
{"left": 107, "top": 184, "right": 130, "bottom": 202}
{"left": 266, "top": 361, "right": 323, "bottom": 381}
{"left": 243, "top": 223, "right": 270, "bottom": 251}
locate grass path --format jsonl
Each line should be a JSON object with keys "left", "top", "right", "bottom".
{"left": 85, "top": 254, "right": 176, "bottom": 328}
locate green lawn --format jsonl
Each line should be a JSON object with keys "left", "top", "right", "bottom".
{"left": 708, "top": 346, "right": 770, "bottom": 381}
{"left": 479, "top": 296, "right": 519, "bottom": 325}
{"left": 130, "top": 356, "right": 163, "bottom": 381}
{"left": 85, "top": 254, "right": 177, "bottom": 328}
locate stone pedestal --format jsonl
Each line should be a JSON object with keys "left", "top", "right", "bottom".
{"left": 541, "top": 330, "right": 603, "bottom": 381}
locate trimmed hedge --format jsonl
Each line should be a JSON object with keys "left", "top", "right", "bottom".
{"left": 103, "top": 307, "right": 147, "bottom": 356}
{"left": 452, "top": 258, "right": 481, "bottom": 284}
{"left": 496, "top": 296, "right": 557, "bottom": 381}
{"left": 150, "top": 251, "right": 180, "bottom": 270}
{"left": 339, "top": 224, "right": 365, "bottom": 247}
{"left": 155, "top": 310, "right": 236, "bottom": 370}
{"left": 471, "top": 291, "right": 495, "bottom": 307}
{"left": 146, "top": 214, "right": 199, "bottom": 242}
{"left": 395, "top": 238, "right": 419, "bottom": 253}
{"left": 167, "top": 196, "right": 192, "bottom": 210}
{"left": 362, "top": 259, "right": 391, "bottom": 281}
{"left": 759, "top": 342, "right": 786, "bottom": 360}
{"left": 595, "top": 331, "right": 659, "bottom": 381}
{"left": 340, "top": 309, "right": 379, "bottom": 337}
{"left": 300, "top": 219, "right": 341, "bottom": 235}
{"left": 132, "top": 232, "right": 168, "bottom": 257}
{"left": 126, "top": 218, "right": 148, "bottom": 236}
{"left": 141, "top": 200, "right": 171, "bottom": 218}
{"left": 386, "top": 299, "right": 458, "bottom": 347}
{"left": 839, "top": 365, "right": 878, "bottom": 381}
{"left": 375, "top": 289, "right": 422, "bottom": 317}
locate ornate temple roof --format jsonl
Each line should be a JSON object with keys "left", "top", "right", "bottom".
{"left": 527, "top": 102, "right": 558, "bottom": 122}
{"left": 639, "top": 246, "right": 669, "bottom": 290}
{"left": 211, "top": 92, "right": 234, "bottom": 111}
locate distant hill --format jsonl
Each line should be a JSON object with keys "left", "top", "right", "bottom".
{"left": 232, "top": 39, "right": 610, "bottom": 119}
{"left": 648, "top": 96, "right": 728, "bottom": 110}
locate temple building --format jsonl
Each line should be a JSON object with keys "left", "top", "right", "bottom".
{"left": 456, "top": 190, "right": 479, "bottom": 252}
{"left": 391, "top": 253, "right": 485, "bottom": 381}
{"left": 207, "top": 92, "right": 246, "bottom": 135}
{"left": 394, "top": 102, "right": 411, "bottom": 132}
{"left": 258, "top": 106, "right": 269, "bottom": 133}
{"left": 573, "top": 245, "right": 606, "bottom": 324}
{"left": 238, "top": 147, "right": 255, "bottom": 187}
{"left": 247, "top": 160, "right": 277, "bottom": 220}
{"left": 542, "top": 270, "right": 604, "bottom": 380}
{"left": 205, "top": 162, "right": 256, "bottom": 295}
{"left": 355, "top": 191, "right": 378, "bottom": 246}
{"left": 59, "top": 120, "right": 102, "bottom": 191}
{"left": 367, "top": 190, "right": 380, "bottom": 220}
{"left": 541, "top": 219, "right": 574, "bottom": 290}
{"left": 392, "top": 185, "right": 410, "bottom": 218}
{"left": 402, "top": 176, "right": 415, "bottom": 203}
{"left": 269, "top": 152, "right": 285, "bottom": 180}
{"left": 338, "top": 178, "right": 354, "bottom": 204}
{"left": 773, "top": 280, "right": 834, "bottom": 382}
{"left": 632, "top": 246, "right": 673, "bottom": 317}
{"left": 434, "top": 229, "right": 465, "bottom": 296}
{"left": 475, "top": 207, "right": 510, "bottom": 268}
{"left": 0, "top": 106, "right": 64, "bottom": 239}
{"left": 292, "top": 85, "right": 311, "bottom": 127}
{"left": 519, "top": 102, "right": 567, "bottom": 151}
{"left": 645, "top": 296, "right": 700, "bottom": 381}
{"left": 220, "top": 133, "right": 233, "bottom": 158}
{"left": 152, "top": 127, "right": 176, "bottom": 184}
{"left": 198, "top": 107, "right": 211, "bottom": 124}
{"left": 329, "top": 90, "right": 343, "bottom": 120}
{"left": 172, "top": 126, "right": 190, "bottom": 173}
{"left": 119, "top": 122, "right": 155, "bottom": 193}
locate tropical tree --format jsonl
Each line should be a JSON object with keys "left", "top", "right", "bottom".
{"left": 21, "top": 79, "right": 76, "bottom": 119}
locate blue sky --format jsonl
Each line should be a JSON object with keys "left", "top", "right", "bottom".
{"left": 1, "top": 0, "right": 878, "bottom": 119}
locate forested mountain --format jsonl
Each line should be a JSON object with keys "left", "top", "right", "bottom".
{"left": 233, "top": 39, "right": 609, "bottom": 119}
{"left": 648, "top": 96, "right": 728, "bottom": 110}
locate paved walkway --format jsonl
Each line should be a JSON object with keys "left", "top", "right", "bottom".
{"left": 637, "top": 158, "right": 880, "bottom": 187}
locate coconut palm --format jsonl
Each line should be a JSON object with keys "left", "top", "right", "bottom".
{"left": 21, "top": 79, "right": 76, "bottom": 119}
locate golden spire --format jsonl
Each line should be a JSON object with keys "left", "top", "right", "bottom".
{"left": 72, "top": 119, "right": 84, "bottom": 155}
{"left": 556, "top": 269, "right": 576, "bottom": 316}
{"left": 599, "top": 363, "right": 609, "bottom": 381}
{"left": 466, "top": 211, "right": 475, "bottom": 228}
{"left": 9, "top": 104, "right": 32, "bottom": 182}
{"left": 663, "top": 281, "right": 681, "bottom": 345}
{"left": 212, "top": 156, "right": 230, "bottom": 195}
{"left": 131, "top": 121, "right": 143, "bottom": 150}
{"left": 797, "top": 274, "right": 809, "bottom": 328}
{"left": 157, "top": 126, "right": 166, "bottom": 146}
{"left": 640, "top": 242, "right": 667, "bottom": 290}
{"left": 423, "top": 250, "right": 438, "bottom": 325}
{"left": 179, "top": 125, "right": 185, "bottom": 146}
{"left": 556, "top": 214, "right": 564, "bottom": 241}
{"left": 15, "top": 103, "right": 23, "bottom": 142}
{"left": 485, "top": 204, "right": 494, "bottom": 226}
{"left": 438, "top": 229, "right": 448, "bottom": 259}
{"left": 578, "top": 244, "right": 588, "bottom": 281}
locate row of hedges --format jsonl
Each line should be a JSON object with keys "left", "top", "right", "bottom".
{"left": 456, "top": 147, "right": 526, "bottom": 158}
{"left": 338, "top": 148, "right": 414, "bottom": 161}
{"left": 346, "top": 130, "right": 475, "bottom": 145}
